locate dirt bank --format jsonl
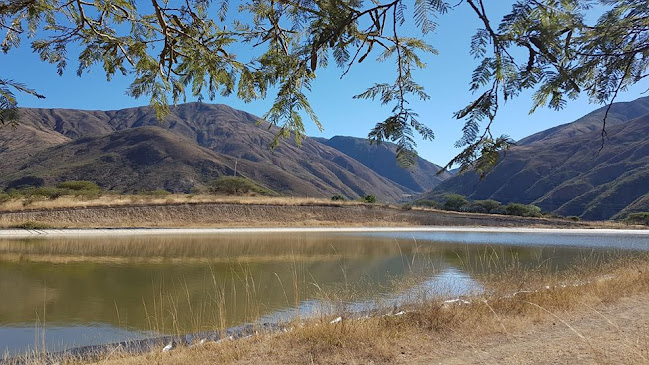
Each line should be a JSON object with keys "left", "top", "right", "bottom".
{"left": 0, "top": 202, "right": 592, "bottom": 228}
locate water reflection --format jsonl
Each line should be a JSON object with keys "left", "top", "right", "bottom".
{"left": 1, "top": 231, "right": 647, "bottom": 355}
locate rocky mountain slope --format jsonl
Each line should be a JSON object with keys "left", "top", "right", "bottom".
{"left": 0, "top": 103, "right": 448, "bottom": 201}
{"left": 426, "top": 97, "right": 649, "bottom": 220}
{"left": 316, "top": 136, "right": 453, "bottom": 193}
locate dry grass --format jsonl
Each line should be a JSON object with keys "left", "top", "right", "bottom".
{"left": 0, "top": 194, "right": 370, "bottom": 213}
{"left": 0, "top": 193, "right": 618, "bottom": 229}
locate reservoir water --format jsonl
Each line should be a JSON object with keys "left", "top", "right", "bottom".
{"left": 1, "top": 229, "right": 648, "bottom": 356}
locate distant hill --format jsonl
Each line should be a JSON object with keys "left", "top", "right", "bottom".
{"left": 426, "top": 97, "right": 649, "bottom": 220}
{"left": 0, "top": 103, "right": 449, "bottom": 201}
{"left": 316, "top": 135, "right": 452, "bottom": 193}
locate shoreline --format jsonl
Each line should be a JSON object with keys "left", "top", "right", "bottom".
{"left": 1, "top": 226, "right": 648, "bottom": 238}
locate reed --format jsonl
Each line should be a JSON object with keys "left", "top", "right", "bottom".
{"left": 61, "top": 252, "right": 649, "bottom": 364}
{"left": 5, "top": 238, "right": 649, "bottom": 364}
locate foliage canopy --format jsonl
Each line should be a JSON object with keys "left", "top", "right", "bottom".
{"left": 2, "top": 0, "right": 648, "bottom": 172}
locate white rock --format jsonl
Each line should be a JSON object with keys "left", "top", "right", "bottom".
{"left": 162, "top": 343, "right": 175, "bottom": 352}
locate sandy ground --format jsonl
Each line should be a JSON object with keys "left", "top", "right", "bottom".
{"left": 0, "top": 226, "right": 648, "bottom": 239}
{"left": 399, "top": 295, "right": 649, "bottom": 364}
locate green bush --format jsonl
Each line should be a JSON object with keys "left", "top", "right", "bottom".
{"left": 331, "top": 195, "right": 346, "bottom": 201}
{"left": 21, "top": 187, "right": 69, "bottom": 200}
{"left": 504, "top": 203, "right": 542, "bottom": 217}
{"left": 443, "top": 194, "right": 469, "bottom": 211}
{"left": 0, "top": 193, "right": 10, "bottom": 204}
{"left": 361, "top": 195, "right": 377, "bottom": 203}
{"left": 56, "top": 180, "right": 102, "bottom": 197}
{"left": 140, "top": 189, "right": 172, "bottom": 196}
{"left": 473, "top": 199, "right": 502, "bottom": 213}
{"left": 625, "top": 212, "right": 649, "bottom": 226}
{"left": 461, "top": 204, "right": 488, "bottom": 213}
{"left": 208, "top": 176, "right": 272, "bottom": 196}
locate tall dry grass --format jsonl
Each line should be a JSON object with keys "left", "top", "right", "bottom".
{"left": 3, "top": 228, "right": 648, "bottom": 364}
{"left": 5, "top": 249, "right": 648, "bottom": 364}
{"left": 0, "top": 194, "right": 372, "bottom": 213}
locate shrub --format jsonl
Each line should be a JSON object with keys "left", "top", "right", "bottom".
{"left": 21, "top": 187, "right": 69, "bottom": 200}
{"left": 490, "top": 207, "right": 507, "bottom": 215}
{"left": 0, "top": 193, "right": 10, "bottom": 204}
{"left": 566, "top": 215, "right": 581, "bottom": 222}
{"left": 473, "top": 199, "right": 502, "bottom": 213}
{"left": 443, "top": 194, "right": 469, "bottom": 211}
{"left": 625, "top": 212, "right": 649, "bottom": 226}
{"left": 460, "top": 204, "right": 488, "bottom": 213}
{"left": 140, "top": 189, "right": 172, "bottom": 196}
{"left": 331, "top": 195, "right": 346, "bottom": 201}
{"left": 504, "top": 203, "right": 542, "bottom": 217}
{"left": 208, "top": 176, "right": 272, "bottom": 196}
{"left": 56, "top": 180, "right": 101, "bottom": 197}
{"left": 361, "top": 195, "right": 376, "bottom": 203}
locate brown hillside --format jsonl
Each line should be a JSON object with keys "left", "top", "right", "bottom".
{"left": 1, "top": 103, "right": 448, "bottom": 201}
{"left": 427, "top": 97, "right": 649, "bottom": 220}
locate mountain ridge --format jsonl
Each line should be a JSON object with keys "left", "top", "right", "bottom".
{"left": 1, "top": 103, "right": 449, "bottom": 201}
{"left": 427, "top": 96, "right": 649, "bottom": 220}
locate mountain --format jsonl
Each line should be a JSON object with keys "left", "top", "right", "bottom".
{"left": 426, "top": 97, "right": 649, "bottom": 220}
{"left": 316, "top": 136, "right": 453, "bottom": 193}
{"left": 0, "top": 103, "right": 448, "bottom": 201}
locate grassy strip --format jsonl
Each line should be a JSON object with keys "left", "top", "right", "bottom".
{"left": 0, "top": 194, "right": 372, "bottom": 213}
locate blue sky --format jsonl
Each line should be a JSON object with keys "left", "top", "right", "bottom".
{"left": 3, "top": 1, "right": 647, "bottom": 166}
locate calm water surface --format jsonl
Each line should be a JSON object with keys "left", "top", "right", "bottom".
{"left": 1, "top": 230, "right": 649, "bottom": 355}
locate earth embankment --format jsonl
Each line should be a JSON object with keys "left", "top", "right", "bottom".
{"left": 0, "top": 203, "right": 589, "bottom": 228}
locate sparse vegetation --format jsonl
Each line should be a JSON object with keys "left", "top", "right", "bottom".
{"left": 442, "top": 194, "right": 468, "bottom": 211}
{"left": 625, "top": 212, "right": 649, "bottom": 226}
{"left": 505, "top": 203, "right": 542, "bottom": 218}
{"left": 413, "top": 195, "right": 543, "bottom": 218}
{"left": 56, "top": 180, "right": 101, "bottom": 197}
{"left": 207, "top": 177, "right": 275, "bottom": 196}
{"left": 473, "top": 199, "right": 502, "bottom": 213}
{"left": 140, "top": 189, "right": 172, "bottom": 197}
{"left": 2, "top": 180, "right": 103, "bottom": 201}
{"left": 330, "top": 195, "right": 346, "bottom": 201}
{"left": 16, "top": 186, "right": 69, "bottom": 200}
